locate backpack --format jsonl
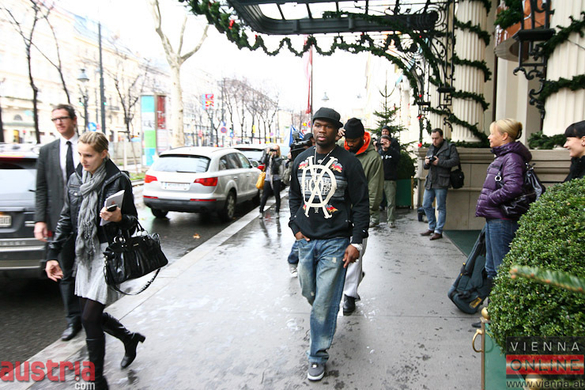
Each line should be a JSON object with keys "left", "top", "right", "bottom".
{"left": 448, "top": 227, "right": 493, "bottom": 314}
{"left": 282, "top": 160, "right": 293, "bottom": 186}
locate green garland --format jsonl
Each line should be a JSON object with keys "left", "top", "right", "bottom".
{"left": 452, "top": 53, "right": 492, "bottom": 82}
{"left": 451, "top": 90, "right": 489, "bottom": 111}
{"left": 454, "top": 19, "right": 491, "bottom": 46}
{"left": 540, "top": 74, "right": 585, "bottom": 102}
{"left": 493, "top": 0, "right": 523, "bottom": 30}
{"left": 427, "top": 106, "right": 489, "bottom": 146}
{"left": 541, "top": 12, "right": 585, "bottom": 57}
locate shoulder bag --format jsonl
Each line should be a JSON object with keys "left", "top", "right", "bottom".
{"left": 256, "top": 171, "right": 266, "bottom": 190}
{"left": 450, "top": 163, "right": 465, "bottom": 189}
{"left": 496, "top": 163, "right": 545, "bottom": 219}
{"left": 104, "top": 221, "right": 168, "bottom": 295}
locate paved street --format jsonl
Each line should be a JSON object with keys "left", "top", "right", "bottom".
{"left": 4, "top": 197, "right": 480, "bottom": 389}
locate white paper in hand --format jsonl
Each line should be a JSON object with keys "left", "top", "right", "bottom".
{"left": 100, "top": 189, "right": 125, "bottom": 226}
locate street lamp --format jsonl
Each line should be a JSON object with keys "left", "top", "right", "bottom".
{"left": 77, "top": 68, "right": 90, "bottom": 131}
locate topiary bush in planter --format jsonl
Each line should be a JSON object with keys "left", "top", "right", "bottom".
{"left": 489, "top": 178, "right": 585, "bottom": 350}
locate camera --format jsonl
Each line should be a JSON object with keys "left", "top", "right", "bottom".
{"left": 428, "top": 155, "right": 437, "bottom": 162}
{"left": 290, "top": 139, "right": 312, "bottom": 160}
{"left": 270, "top": 148, "right": 277, "bottom": 152}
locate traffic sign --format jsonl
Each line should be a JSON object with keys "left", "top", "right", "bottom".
{"left": 88, "top": 122, "right": 97, "bottom": 132}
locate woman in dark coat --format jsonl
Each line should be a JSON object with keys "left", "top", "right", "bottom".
{"left": 563, "top": 120, "right": 585, "bottom": 182}
{"left": 259, "top": 145, "right": 284, "bottom": 218}
{"left": 45, "top": 132, "right": 144, "bottom": 389}
{"left": 476, "top": 119, "right": 532, "bottom": 282}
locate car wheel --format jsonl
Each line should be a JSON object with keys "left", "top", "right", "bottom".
{"left": 151, "top": 208, "right": 168, "bottom": 218}
{"left": 218, "top": 191, "right": 236, "bottom": 222}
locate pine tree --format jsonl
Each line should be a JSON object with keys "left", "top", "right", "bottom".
{"left": 372, "top": 83, "right": 406, "bottom": 138}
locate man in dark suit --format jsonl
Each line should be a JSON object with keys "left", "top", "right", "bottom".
{"left": 35, "top": 104, "right": 82, "bottom": 341}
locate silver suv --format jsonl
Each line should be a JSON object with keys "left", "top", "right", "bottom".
{"left": 143, "top": 147, "right": 261, "bottom": 222}
{"left": 0, "top": 144, "right": 46, "bottom": 278}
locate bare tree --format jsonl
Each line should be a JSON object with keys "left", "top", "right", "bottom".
{"left": 150, "top": 0, "right": 209, "bottom": 148}
{"left": 32, "top": 1, "right": 71, "bottom": 104}
{"left": 2, "top": 1, "right": 48, "bottom": 143}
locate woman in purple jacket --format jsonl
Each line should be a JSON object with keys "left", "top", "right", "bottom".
{"left": 475, "top": 118, "right": 532, "bottom": 280}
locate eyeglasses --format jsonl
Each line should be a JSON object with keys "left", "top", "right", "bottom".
{"left": 51, "top": 116, "right": 70, "bottom": 122}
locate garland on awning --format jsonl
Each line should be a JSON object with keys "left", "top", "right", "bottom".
{"left": 493, "top": 0, "right": 523, "bottom": 30}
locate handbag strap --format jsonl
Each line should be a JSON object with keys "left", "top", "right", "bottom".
{"left": 106, "top": 267, "right": 161, "bottom": 296}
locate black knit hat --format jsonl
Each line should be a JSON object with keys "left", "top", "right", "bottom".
{"left": 313, "top": 107, "right": 343, "bottom": 129}
{"left": 565, "top": 120, "right": 585, "bottom": 138}
{"left": 344, "top": 118, "right": 365, "bottom": 139}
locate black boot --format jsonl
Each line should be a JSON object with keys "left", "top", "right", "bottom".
{"left": 343, "top": 295, "right": 356, "bottom": 316}
{"left": 86, "top": 337, "right": 109, "bottom": 390}
{"left": 102, "top": 312, "right": 145, "bottom": 369}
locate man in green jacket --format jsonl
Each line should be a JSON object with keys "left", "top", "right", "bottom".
{"left": 339, "top": 118, "right": 384, "bottom": 315}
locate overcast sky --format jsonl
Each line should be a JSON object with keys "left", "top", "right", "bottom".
{"left": 60, "top": 0, "right": 370, "bottom": 112}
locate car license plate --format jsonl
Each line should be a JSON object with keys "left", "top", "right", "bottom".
{"left": 0, "top": 215, "right": 11, "bottom": 228}
{"left": 162, "top": 182, "right": 189, "bottom": 191}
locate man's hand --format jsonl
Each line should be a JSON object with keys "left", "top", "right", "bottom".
{"left": 336, "top": 128, "right": 345, "bottom": 141}
{"left": 432, "top": 157, "right": 439, "bottom": 166}
{"left": 343, "top": 245, "right": 360, "bottom": 268}
{"left": 294, "top": 232, "right": 310, "bottom": 241}
{"left": 34, "top": 222, "right": 48, "bottom": 242}
{"left": 45, "top": 260, "right": 63, "bottom": 282}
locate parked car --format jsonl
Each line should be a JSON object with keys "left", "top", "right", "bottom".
{"left": 233, "top": 143, "right": 291, "bottom": 170}
{"left": 232, "top": 144, "right": 268, "bottom": 171}
{"left": 143, "top": 147, "right": 261, "bottom": 222}
{"left": 0, "top": 143, "right": 46, "bottom": 278}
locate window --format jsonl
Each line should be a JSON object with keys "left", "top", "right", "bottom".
{"left": 151, "top": 155, "right": 210, "bottom": 173}
{"left": 226, "top": 153, "right": 242, "bottom": 169}
{"left": 236, "top": 153, "right": 252, "bottom": 168}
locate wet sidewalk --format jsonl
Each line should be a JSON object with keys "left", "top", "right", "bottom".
{"left": 9, "top": 198, "right": 479, "bottom": 389}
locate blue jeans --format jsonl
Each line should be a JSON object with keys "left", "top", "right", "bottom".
{"left": 287, "top": 240, "right": 299, "bottom": 265}
{"left": 297, "top": 237, "right": 349, "bottom": 364}
{"left": 484, "top": 218, "right": 518, "bottom": 279}
{"left": 422, "top": 188, "right": 448, "bottom": 234}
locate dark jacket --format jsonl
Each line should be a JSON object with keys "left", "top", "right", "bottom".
{"left": 424, "top": 141, "right": 460, "bottom": 189}
{"left": 475, "top": 142, "right": 532, "bottom": 220}
{"left": 289, "top": 145, "right": 369, "bottom": 244}
{"left": 564, "top": 156, "right": 585, "bottom": 182}
{"left": 47, "top": 158, "right": 138, "bottom": 261}
{"left": 35, "top": 139, "right": 67, "bottom": 231}
{"left": 262, "top": 153, "right": 284, "bottom": 179}
{"left": 379, "top": 146, "right": 400, "bottom": 181}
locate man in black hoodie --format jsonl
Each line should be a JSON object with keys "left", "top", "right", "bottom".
{"left": 289, "top": 107, "right": 369, "bottom": 382}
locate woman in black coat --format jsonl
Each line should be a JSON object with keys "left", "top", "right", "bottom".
{"left": 45, "top": 132, "right": 144, "bottom": 389}
{"left": 563, "top": 120, "right": 585, "bottom": 182}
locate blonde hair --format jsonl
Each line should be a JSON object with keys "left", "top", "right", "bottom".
{"left": 79, "top": 131, "right": 109, "bottom": 154}
{"left": 490, "top": 119, "right": 523, "bottom": 141}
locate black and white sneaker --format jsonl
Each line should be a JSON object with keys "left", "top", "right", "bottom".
{"left": 307, "top": 362, "right": 325, "bottom": 381}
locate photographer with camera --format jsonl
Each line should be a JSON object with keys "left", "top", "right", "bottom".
{"left": 259, "top": 145, "right": 284, "bottom": 219}
{"left": 420, "top": 128, "right": 460, "bottom": 240}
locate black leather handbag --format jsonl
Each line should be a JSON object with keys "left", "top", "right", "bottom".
{"left": 104, "top": 222, "right": 168, "bottom": 295}
{"left": 496, "top": 163, "right": 545, "bottom": 219}
{"left": 450, "top": 163, "right": 465, "bottom": 189}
